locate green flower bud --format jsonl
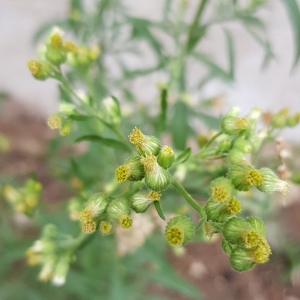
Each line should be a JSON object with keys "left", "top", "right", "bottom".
{"left": 223, "top": 217, "right": 266, "bottom": 249}
{"left": 27, "top": 60, "right": 52, "bottom": 81}
{"left": 128, "top": 127, "right": 161, "bottom": 156}
{"left": 107, "top": 198, "right": 132, "bottom": 229}
{"left": 115, "top": 156, "right": 145, "bottom": 183}
{"left": 60, "top": 119, "right": 73, "bottom": 136}
{"left": 257, "top": 168, "right": 289, "bottom": 195}
{"left": 286, "top": 114, "right": 299, "bottom": 127}
{"left": 101, "top": 97, "right": 121, "bottom": 126}
{"left": 216, "top": 137, "right": 231, "bottom": 153}
{"left": 52, "top": 257, "right": 70, "bottom": 286}
{"left": 225, "top": 106, "right": 240, "bottom": 117}
{"left": 80, "top": 193, "right": 109, "bottom": 223}
{"left": 157, "top": 145, "right": 175, "bottom": 169}
{"left": 233, "top": 138, "right": 252, "bottom": 153}
{"left": 229, "top": 248, "right": 256, "bottom": 272}
{"left": 141, "top": 154, "right": 170, "bottom": 191}
{"left": 244, "top": 118, "right": 256, "bottom": 137}
{"left": 222, "top": 238, "right": 233, "bottom": 254}
{"left": 221, "top": 116, "right": 249, "bottom": 135}
{"left": 227, "top": 164, "right": 263, "bottom": 191}
{"left": 227, "top": 149, "right": 247, "bottom": 165}
{"left": 271, "top": 112, "right": 287, "bottom": 128}
{"left": 47, "top": 113, "right": 64, "bottom": 130}
{"left": 204, "top": 221, "right": 218, "bottom": 239}
{"left": 131, "top": 191, "right": 161, "bottom": 213}
{"left": 205, "top": 197, "right": 241, "bottom": 222}
{"left": 165, "top": 216, "right": 194, "bottom": 246}
{"left": 46, "top": 32, "right": 67, "bottom": 65}
{"left": 209, "top": 177, "right": 234, "bottom": 202}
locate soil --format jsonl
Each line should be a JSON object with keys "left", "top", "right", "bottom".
{"left": 1, "top": 98, "right": 300, "bottom": 300}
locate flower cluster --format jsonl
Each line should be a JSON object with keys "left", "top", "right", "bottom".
{"left": 2, "top": 179, "right": 42, "bottom": 217}
{"left": 26, "top": 224, "right": 73, "bottom": 286}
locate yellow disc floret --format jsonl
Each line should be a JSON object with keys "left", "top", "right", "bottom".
{"left": 64, "top": 41, "right": 78, "bottom": 53}
{"left": 81, "top": 220, "right": 96, "bottom": 234}
{"left": 246, "top": 169, "right": 263, "bottom": 186}
{"left": 166, "top": 226, "right": 184, "bottom": 246}
{"left": 161, "top": 145, "right": 174, "bottom": 156}
{"left": 128, "top": 127, "right": 145, "bottom": 146}
{"left": 243, "top": 230, "right": 261, "bottom": 249}
{"left": 119, "top": 215, "right": 132, "bottom": 229}
{"left": 115, "top": 165, "right": 131, "bottom": 183}
{"left": 226, "top": 197, "right": 242, "bottom": 215}
{"left": 252, "top": 240, "right": 271, "bottom": 263}
{"left": 147, "top": 191, "right": 161, "bottom": 201}
{"left": 79, "top": 208, "right": 93, "bottom": 223}
{"left": 236, "top": 117, "right": 248, "bottom": 130}
{"left": 100, "top": 221, "right": 112, "bottom": 234}
{"left": 50, "top": 33, "right": 63, "bottom": 48}
{"left": 47, "top": 115, "right": 63, "bottom": 130}
{"left": 27, "top": 60, "right": 41, "bottom": 77}
{"left": 211, "top": 186, "right": 228, "bottom": 202}
{"left": 140, "top": 154, "right": 157, "bottom": 173}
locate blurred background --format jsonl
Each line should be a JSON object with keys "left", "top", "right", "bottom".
{"left": 1, "top": 0, "right": 300, "bottom": 299}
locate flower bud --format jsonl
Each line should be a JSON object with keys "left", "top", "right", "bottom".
{"left": 225, "top": 197, "right": 242, "bottom": 215}
{"left": 225, "top": 106, "right": 240, "bottom": 117}
{"left": 257, "top": 167, "right": 289, "bottom": 195}
{"left": 47, "top": 113, "right": 64, "bottom": 130}
{"left": 46, "top": 31, "right": 67, "bottom": 65}
{"left": 99, "top": 221, "right": 113, "bottom": 235}
{"left": 229, "top": 248, "right": 256, "bottom": 272}
{"left": 233, "top": 139, "right": 252, "bottom": 153}
{"left": 227, "top": 149, "right": 247, "bottom": 165}
{"left": 115, "top": 156, "right": 145, "bottom": 183}
{"left": 216, "top": 137, "right": 231, "bottom": 152}
{"left": 286, "top": 114, "right": 299, "bottom": 127}
{"left": 165, "top": 216, "right": 194, "bottom": 246}
{"left": 64, "top": 40, "right": 78, "bottom": 54}
{"left": 131, "top": 191, "right": 161, "bottom": 213}
{"left": 81, "top": 220, "right": 97, "bottom": 234}
{"left": 107, "top": 198, "right": 132, "bottom": 229}
{"left": 157, "top": 145, "right": 175, "bottom": 169}
{"left": 52, "top": 257, "right": 69, "bottom": 286}
{"left": 222, "top": 238, "right": 232, "bottom": 254}
{"left": 27, "top": 60, "right": 52, "bottom": 81}
{"left": 209, "top": 177, "right": 234, "bottom": 203}
{"left": 227, "top": 164, "right": 263, "bottom": 191}
{"left": 102, "top": 97, "right": 121, "bottom": 126}
{"left": 60, "top": 119, "right": 73, "bottom": 136}
{"left": 141, "top": 154, "right": 170, "bottom": 191}
{"left": 128, "top": 127, "right": 161, "bottom": 156}
{"left": 221, "top": 116, "right": 249, "bottom": 135}
{"left": 80, "top": 193, "right": 109, "bottom": 223}
{"left": 223, "top": 217, "right": 266, "bottom": 248}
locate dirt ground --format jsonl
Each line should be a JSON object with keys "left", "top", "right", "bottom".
{"left": 1, "top": 99, "right": 300, "bottom": 300}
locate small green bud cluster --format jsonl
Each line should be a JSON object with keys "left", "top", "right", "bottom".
{"left": 27, "top": 27, "right": 100, "bottom": 80}
{"left": 222, "top": 217, "right": 271, "bottom": 271}
{"left": 270, "top": 108, "right": 300, "bottom": 129}
{"left": 47, "top": 113, "right": 73, "bottom": 136}
{"left": 26, "top": 224, "right": 73, "bottom": 285}
{"left": 115, "top": 127, "right": 175, "bottom": 192}
{"left": 2, "top": 178, "right": 42, "bottom": 217}
{"left": 78, "top": 193, "right": 135, "bottom": 234}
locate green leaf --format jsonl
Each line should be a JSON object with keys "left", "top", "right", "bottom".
{"left": 171, "top": 101, "right": 189, "bottom": 150}
{"left": 192, "top": 52, "right": 233, "bottom": 82}
{"left": 224, "top": 29, "right": 235, "bottom": 79}
{"left": 186, "top": 26, "right": 207, "bottom": 53}
{"left": 154, "top": 201, "right": 166, "bottom": 220}
{"left": 156, "top": 88, "right": 168, "bottom": 135}
{"left": 69, "top": 114, "right": 94, "bottom": 121}
{"left": 281, "top": 0, "right": 300, "bottom": 67}
{"left": 75, "top": 135, "right": 129, "bottom": 152}
{"left": 163, "top": 0, "right": 173, "bottom": 22}
{"left": 58, "top": 84, "right": 73, "bottom": 103}
{"left": 174, "top": 148, "right": 191, "bottom": 165}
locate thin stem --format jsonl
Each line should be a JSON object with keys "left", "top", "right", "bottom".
{"left": 194, "top": 132, "right": 223, "bottom": 158}
{"left": 171, "top": 177, "right": 205, "bottom": 218}
{"left": 185, "top": 0, "right": 209, "bottom": 53}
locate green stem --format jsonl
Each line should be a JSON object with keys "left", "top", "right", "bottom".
{"left": 185, "top": 0, "right": 209, "bottom": 53}
{"left": 171, "top": 177, "right": 205, "bottom": 217}
{"left": 194, "top": 132, "right": 222, "bottom": 158}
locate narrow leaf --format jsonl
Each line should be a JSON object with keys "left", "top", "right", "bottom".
{"left": 281, "top": 0, "right": 300, "bottom": 67}
{"left": 224, "top": 29, "right": 235, "bottom": 79}
{"left": 75, "top": 135, "right": 129, "bottom": 152}
{"left": 174, "top": 148, "right": 191, "bottom": 165}
{"left": 154, "top": 201, "right": 165, "bottom": 220}
{"left": 156, "top": 88, "right": 168, "bottom": 135}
